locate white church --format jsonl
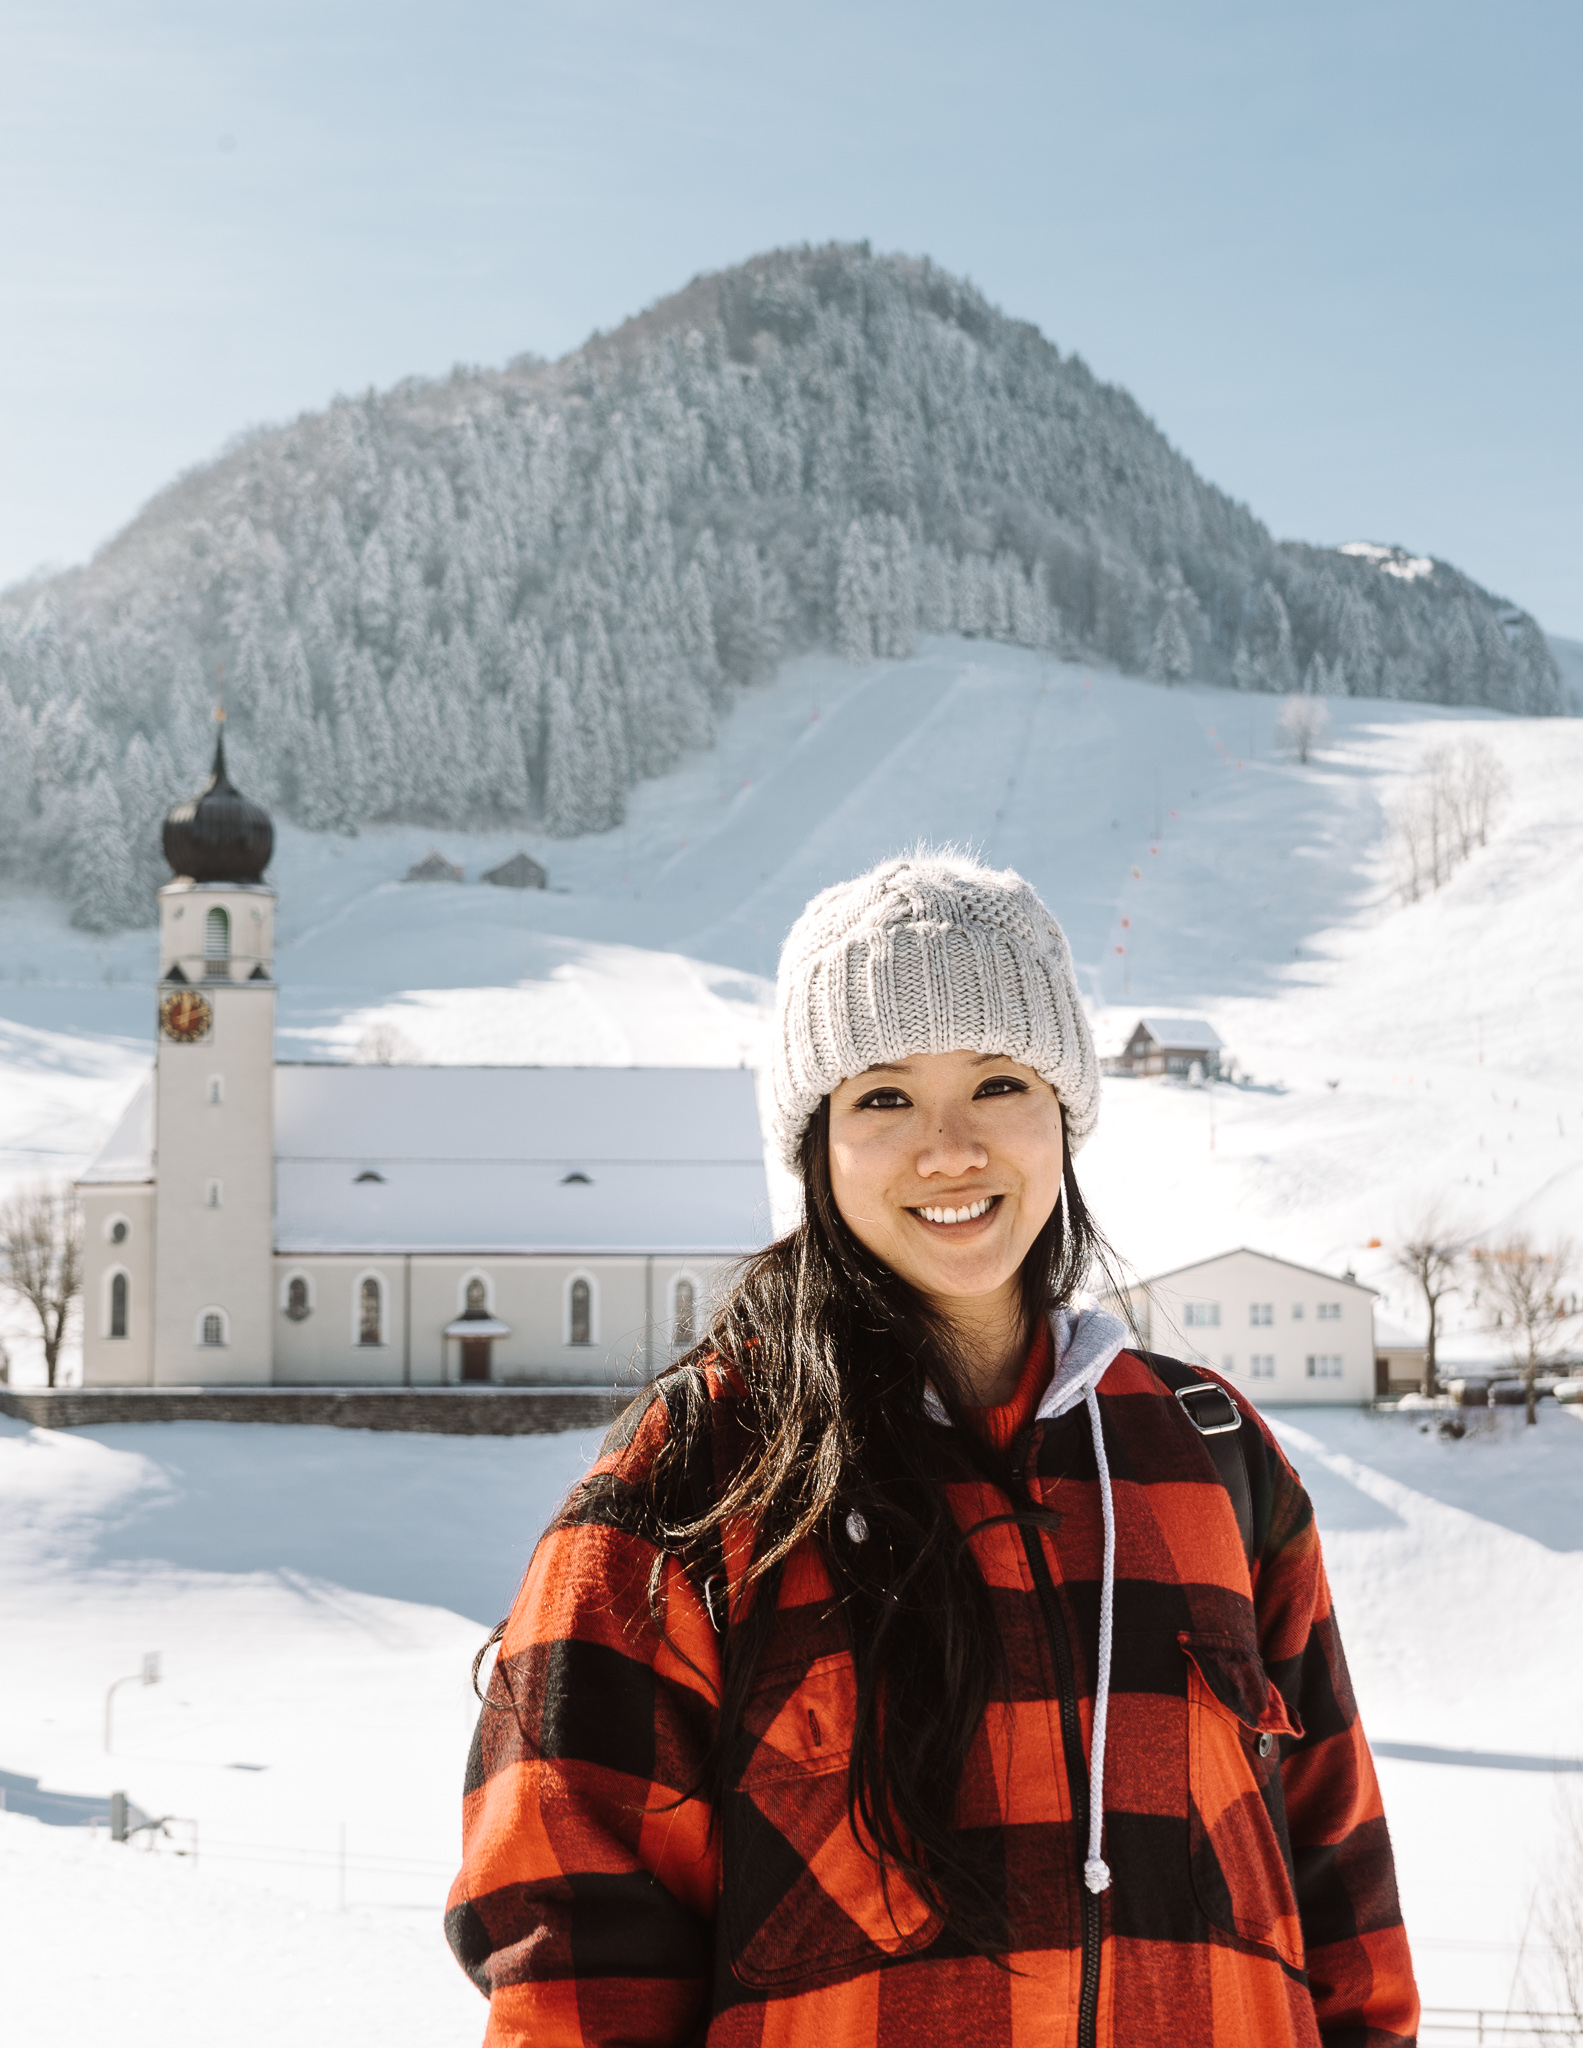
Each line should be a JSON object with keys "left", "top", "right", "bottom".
{"left": 76, "top": 734, "right": 770, "bottom": 1390}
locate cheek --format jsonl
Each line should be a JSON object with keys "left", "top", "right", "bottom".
{"left": 827, "top": 1130, "right": 902, "bottom": 1241}
{"left": 1005, "top": 1113, "right": 1065, "bottom": 1212}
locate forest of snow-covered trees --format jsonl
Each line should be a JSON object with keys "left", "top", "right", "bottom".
{"left": 0, "top": 242, "right": 1566, "bottom": 930}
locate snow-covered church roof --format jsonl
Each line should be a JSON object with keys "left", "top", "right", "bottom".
{"left": 79, "top": 1065, "right": 772, "bottom": 1256}
{"left": 78, "top": 1078, "right": 155, "bottom": 1184}
{"left": 274, "top": 1065, "right": 768, "bottom": 1256}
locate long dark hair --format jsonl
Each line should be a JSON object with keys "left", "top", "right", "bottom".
{"left": 479, "top": 1095, "right": 1117, "bottom": 1952}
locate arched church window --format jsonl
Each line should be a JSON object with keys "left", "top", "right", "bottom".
{"left": 205, "top": 906, "right": 230, "bottom": 960}
{"left": 110, "top": 1272, "right": 128, "bottom": 1339}
{"left": 569, "top": 1278, "right": 591, "bottom": 1347}
{"left": 285, "top": 1276, "right": 311, "bottom": 1322}
{"left": 672, "top": 1278, "right": 696, "bottom": 1349}
{"left": 465, "top": 1277, "right": 488, "bottom": 1314}
{"left": 201, "top": 1311, "right": 225, "bottom": 1347}
{"left": 359, "top": 1276, "right": 383, "bottom": 1346}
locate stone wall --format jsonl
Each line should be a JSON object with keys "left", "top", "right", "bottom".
{"left": 0, "top": 1385, "right": 638, "bottom": 1435}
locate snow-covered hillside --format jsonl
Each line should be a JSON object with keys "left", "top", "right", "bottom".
{"left": 3, "top": 635, "right": 1578, "bottom": 1372}
{"left": 3, "top": 1403, "right": 1582, "bottom": 2043}
{"left": 3, "top": 636, "right": 1583, "bottom": 2040}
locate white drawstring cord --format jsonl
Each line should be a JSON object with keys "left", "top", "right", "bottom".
{"left": 1082, "top": 1381, "right": 1115, "bottom": 1895}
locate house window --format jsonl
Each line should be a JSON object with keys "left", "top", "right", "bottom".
{"left": 1183, "top": 1302, "right": 1220, "bottom": 1328}
{"left": 285, "top": 1276, "right": 311, "bottom": 1322}
{"left": 205, "top": 1180, "right": 222, "bottom": 1209}
{"left": 569, "top": 1277, "right": 592, "bottom": 1347}
{"left": 359, "top": 1276, "right": 384, "bottom": 1346}
{"left": 1306, "top": 1354, "right": 1343, "bottom": 1380}
{"left": 200, "top": 1310, "right": 226, "bottom": 1347}
{"left": 1317, "top": 1302, "right": 1342, "bottom": 1321}
{"left": 673, "top": 1278, "right": 696, "bottom": 1350}
{"left": 1292, "top": 1302, "right": 1305, "bottom": 1320}
{"left": 110, "top": 1272, "right": 128, "bottom": 1339}
{"left": 1249, "top": 1303, "right": 1273, "bottom": 1327}
{"left": 465, "top": 1277, "right": 488, "bottom": 1314}
{"left": 1249, "top": 1354, "right": 1276, "bottom": 1380}
{"left": 205, "top": 905, "right": 230, "bottom": 959}
{"left": 208, "top": 1076, "right": 224, "bottom": 1105}
{"left": 1221, "top": 1355, "right": 1235, "bottom": 1376}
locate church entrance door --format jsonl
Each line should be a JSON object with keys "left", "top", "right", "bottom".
{"left": 459, "top": 1338, "right": 492, "bottom": 1383}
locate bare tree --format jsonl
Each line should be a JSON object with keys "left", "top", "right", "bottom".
{"left": 1392, "top": 739, "right": 1510, "bottom": 902}
{"left": 1391, "top": 1209, "right": 1466, "bottom": 1398}
{"left": 1450, "top": 738, "right": 1510, "bottom": 857}
{"left": 1276, "top": 694, "right": 1330, "bottom": 764}
{"left": 354, "top": 1022, "right": 420, "bottom": 1065}
{"left": 1472, "top": 1234, "right": 1577, "bottom": 1425}
{"left": 0, "top": 1180, "right": 84, "bottom": 1387}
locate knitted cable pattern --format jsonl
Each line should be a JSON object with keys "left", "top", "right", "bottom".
{"left": 768, "top": 850, "right": 1100, "bottom": 1174}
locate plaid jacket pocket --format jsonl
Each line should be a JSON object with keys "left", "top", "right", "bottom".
{"left": 723, "top": 1652, "right": 941, "bottom": 1990}
{"left": 1180, "top": 1632, "right": 1305, "bottom": 1968}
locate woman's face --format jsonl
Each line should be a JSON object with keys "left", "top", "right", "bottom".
{"left": 826, "top": 1048, "right": 1064, "bottom": 1313}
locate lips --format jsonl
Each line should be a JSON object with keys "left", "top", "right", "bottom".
{"left": 912, "top": 1195, "right": 999, "bottom": 1227}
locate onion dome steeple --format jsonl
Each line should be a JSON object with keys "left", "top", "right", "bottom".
{"left": 162, "top": 723, "right": 273, "bottom": 883}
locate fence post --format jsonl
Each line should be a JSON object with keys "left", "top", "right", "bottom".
{"left": 109, "top": 1791, "right": 127, "bottom": 1843}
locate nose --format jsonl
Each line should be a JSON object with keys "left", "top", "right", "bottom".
{"left": 914, "top": 1112, "right": 990, "bottom": 1181}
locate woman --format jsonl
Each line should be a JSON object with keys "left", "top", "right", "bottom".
{"left": 447, "top": 852, "right": 1418, "bottom": 2047}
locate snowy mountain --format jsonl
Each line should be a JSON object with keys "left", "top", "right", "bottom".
{"left": 0, "top": 242, "right": 1565, "bottom": 932}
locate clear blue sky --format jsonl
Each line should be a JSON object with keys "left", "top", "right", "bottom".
{"left": 4, "top": 0, "right": 1580, "bottom": 633}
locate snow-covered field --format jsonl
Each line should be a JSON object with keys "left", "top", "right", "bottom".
{"left": 3, "top": 636, "right": 1582, "bottom": 2039}
{"left": 3, "top": 1403, "right": 1582, "bottom": 2042}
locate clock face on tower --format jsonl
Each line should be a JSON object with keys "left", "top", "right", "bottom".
{"left": 159, "top": 989, "right": 213, "bottom": 1044}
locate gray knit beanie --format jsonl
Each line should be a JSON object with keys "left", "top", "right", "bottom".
{"left": 768, "top": 850, "right": 1100, "bottom": 1175}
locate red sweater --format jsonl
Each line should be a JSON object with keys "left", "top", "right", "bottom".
{"left": 963, "top": 1317, "right": 1054, "bottom": 1453}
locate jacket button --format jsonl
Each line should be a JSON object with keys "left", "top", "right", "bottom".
{"left": 1257, "top": 1732, "right": 1276, "bottom": 1759}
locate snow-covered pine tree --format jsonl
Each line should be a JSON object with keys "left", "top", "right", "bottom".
{"left": 956, "top": 554, "right": 989, "bottom": 638}
{"left": 543, "top": 641, "right": 591, "bottom": 837}
{"left": 1148, "top": 595, "right": 1194, "bottom": 684}
{"left": 70, "top": 772, "right": 135, "bottom": 932}
{"left": 0, "top": 684, "right": 35, "bottom": 871}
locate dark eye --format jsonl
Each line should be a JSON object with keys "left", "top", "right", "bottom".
{"left": 854, "top": 1087, "right": 912, "bottom": 1111}
{"left": 974, "top": 1075, "right": 1029, "bottom": 1099}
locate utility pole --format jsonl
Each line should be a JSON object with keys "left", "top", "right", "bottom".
{"left": 105, "top": 1652, "right": 160, "bottom": 1752}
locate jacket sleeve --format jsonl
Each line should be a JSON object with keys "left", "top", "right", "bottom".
{"left": 1251, "top": 1426, "right": 1420, "bottom": 2048}
{"left": 445, "top": 1401, "right": 722, "bottom": 2048}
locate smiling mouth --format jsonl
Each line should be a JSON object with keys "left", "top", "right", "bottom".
{"left": 912, "top": 1195, "right": 1001, "bottom": 1228}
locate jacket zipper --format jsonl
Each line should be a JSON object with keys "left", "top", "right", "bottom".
{"left": 1012, "top": 1428, "right": 1102, "bottom": 2048}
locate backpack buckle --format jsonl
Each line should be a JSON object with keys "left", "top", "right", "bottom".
{"left": 1174, "top": 1383, "right": 1241, "bottom": 1436}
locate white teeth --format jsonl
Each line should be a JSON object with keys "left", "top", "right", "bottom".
{"left": 918, "top": 1197, "right": 993, "bottom": 1225}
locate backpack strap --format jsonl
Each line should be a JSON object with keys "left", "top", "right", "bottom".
{"left": 1144, "top": 1353, "right": 1257, "bottom": 1571}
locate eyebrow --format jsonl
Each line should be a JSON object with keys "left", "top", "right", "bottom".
{"left": 855, "top": 1053, "right": 1016, "bottom": 1078}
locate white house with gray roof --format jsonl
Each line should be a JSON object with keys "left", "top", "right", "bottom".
{"left": 1124, "top": 1248, "right": 1377, "bottom": 1407}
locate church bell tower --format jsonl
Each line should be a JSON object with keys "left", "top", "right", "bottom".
{"left": 152, "top": 722, "right": 277, "bottom": 1384}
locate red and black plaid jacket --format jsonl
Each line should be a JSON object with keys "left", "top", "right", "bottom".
{"left": 447, "top": 1350, "right": 1418, "bottom": 2046}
